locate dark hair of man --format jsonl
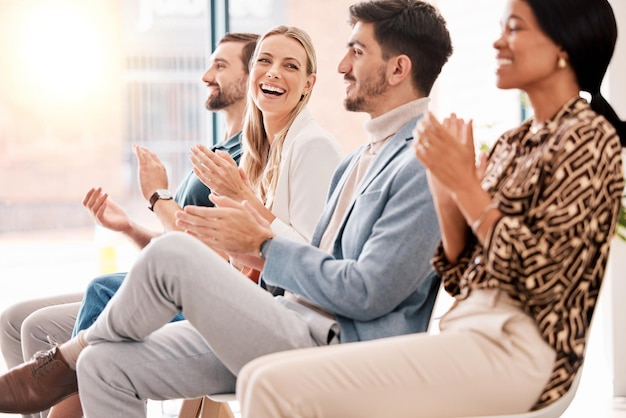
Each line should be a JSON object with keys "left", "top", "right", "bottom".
{"left": 348, "top": 0, "right": 452, "bottom": 96}
{"left": 526, "top": 0, "right": 625, "bottom": 145}
{"left": 218, "top": 33, "right": 260, "bottom": 75}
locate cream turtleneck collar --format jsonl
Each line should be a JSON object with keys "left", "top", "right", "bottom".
{"left": 364, "top": 98, "right": 430, "bottom": 145}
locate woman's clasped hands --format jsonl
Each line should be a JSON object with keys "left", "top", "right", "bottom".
{"left": 190, "top": 144, "right": 253, "bottom": 201}
{"left": 413, "top": 112, "right": 482, "bottom": 194}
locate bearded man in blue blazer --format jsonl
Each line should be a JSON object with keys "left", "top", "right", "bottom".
{"left": 0, "top": 1, "right": 453, "bottom": 416}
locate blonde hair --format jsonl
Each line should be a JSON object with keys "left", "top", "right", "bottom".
{"left": 240, "top": 26, "right": 317, "bottom": 205}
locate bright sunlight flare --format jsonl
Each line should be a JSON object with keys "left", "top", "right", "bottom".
{"left": 11, "top": 0, "right": 114, "bottom": 104}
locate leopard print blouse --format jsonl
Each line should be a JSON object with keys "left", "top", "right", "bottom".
{"left": 432, "top": 97, "right": 624, "bottom": 409}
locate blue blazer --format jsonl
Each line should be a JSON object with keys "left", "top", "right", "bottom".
{"left": 263, "top": 117, "right": 441, "bottom": 343}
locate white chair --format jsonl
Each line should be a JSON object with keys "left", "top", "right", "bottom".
{"left": 464, "top": 367, "right": 584, "bottom": 418}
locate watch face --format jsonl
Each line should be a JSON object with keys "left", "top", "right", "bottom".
{"left": 157, "top": 189, "right": 173, "bottom": 199}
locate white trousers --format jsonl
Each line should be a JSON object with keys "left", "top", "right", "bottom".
{"left": 237, "top": 288, "right": 556, "bottom": 418}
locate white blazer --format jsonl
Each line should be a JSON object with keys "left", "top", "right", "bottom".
{"left": 269, "top": 108, "right": 343, "bottom": 244}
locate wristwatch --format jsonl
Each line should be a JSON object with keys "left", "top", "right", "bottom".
{"left": 259, "top": 237, "right": 273, "bottom": 259}
{"left": 148, "top": 189, "right": 173, "bottom": 211}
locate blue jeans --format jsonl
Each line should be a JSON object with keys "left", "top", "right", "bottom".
{"left": 72, "top": 272, "right": 185, "bottom": 337}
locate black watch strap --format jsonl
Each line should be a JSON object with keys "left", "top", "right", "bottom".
{"left": 259, "top": 237, "right": 273, "bottom": 259}
{"left": 148, "top": 189, "right": 173, "bottom": 211}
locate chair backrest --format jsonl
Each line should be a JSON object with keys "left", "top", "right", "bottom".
{"left": 427, "top": 281, "right": 453, "bottom": 335}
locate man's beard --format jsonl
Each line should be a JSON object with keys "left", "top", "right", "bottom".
{"left": 205, "top": 77, "right": 247, "bottom": 111}
{"left": 344, "top": 65, "right": 387, "bottom": 112}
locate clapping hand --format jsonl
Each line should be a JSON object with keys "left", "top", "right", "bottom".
{"left": 413, "top": 112, "right": 478, "bottom": 195}
{"left": 175, "top": 194, "right": 273, "bottom": 257}
{"left": 190, "top": 145, "right": 251, "bottom": 201}
{"left": 133, "top": 144, "right": 168, "bottom": 201}
{"left": 82, "top": 187, "right": 131, "bottom": 233}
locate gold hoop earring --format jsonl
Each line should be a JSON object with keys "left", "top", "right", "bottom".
{"left": 558, "top": 57, "right": 567, "bottom": 69}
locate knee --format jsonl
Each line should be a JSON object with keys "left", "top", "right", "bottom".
{"left": 238, "top": 358, "right": 295, "bottom": 416}
{"left": 0, "top": 303, "right": 25, "bottom": 341}
{"left": 0, "top": 304, "right": 26, "bottom": 363}
{"left": 144, "top": 232, "right": 221, "bottom": 269}
{"left": 133, "top": 232, "right": 225, "bottom": 295}
{"left": 75, "top": 275, "right": 127, "bottom": 334}
{"left": 147, "top": 231, "right": 195, "bottom": 256}
{"left": 239, "top": 360, "right": 281, "bottom": 396}
{"left": 21, "top": 310, "right": 49, "bottom": 342}
{"left": 21, "top": 310, "right": 58, "bottom": 358}
{"left": 84, "top": 273, "right": 127, "bottom": 304}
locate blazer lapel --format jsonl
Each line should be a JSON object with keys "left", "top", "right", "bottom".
{"left": 311, "top": 116, "right": 419, "bottom": 249}
{"left": 311, "top": 151, "right": 361, "bottom": 245}
{"left": 354, "top": 120, "right": 416, "bottom": 197}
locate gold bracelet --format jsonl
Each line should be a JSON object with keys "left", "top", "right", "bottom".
{"left": 471, "top": 201, "right": 499, "bottom": 233}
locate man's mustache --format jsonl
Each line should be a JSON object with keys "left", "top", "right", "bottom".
{"left": 343, "top": 75, "right": 356, "bottom": 83}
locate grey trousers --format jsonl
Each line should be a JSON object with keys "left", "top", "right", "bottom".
{"left": 79, "top": 232, "right": 337, "bottom": 418}
{"left": 0, "top": 293, "right": 82, "bottom": 418}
